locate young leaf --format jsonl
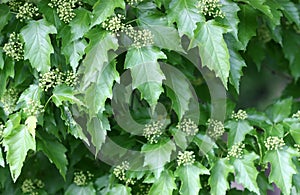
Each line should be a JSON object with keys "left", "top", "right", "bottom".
{"left": 25, "top": 116, "right": 37, "bottom": 138}
{"left": 277, "top": 0, "right": 300, "bottom": 27}
{"left": 62, "top": 39, "right": 87, "bottom": 72}
{"left": 52, "top": 85, "right": 83, "bottom": 107}
{"left": 265, "top": 98, "right": 292, "bottom": 123}
{"left": 190, "top": 21, "right": 230, "bottom": 88}
{"left": 0, "top": 4, "right": 10, "bottom": 32}
{"left": 142, "top": 139, "right": 176, "bottom": 178}
{"left": 81, "top": 30, "right": 118, "bottom": 89}
{"left": 69, "top": 8, "right": 91, "bottom": 41}
{"left": 168, "top": 0, "right": 205, "bottom": 38}
{"left": 2, "top": 113, "right": 36, "bottom": 182}
{"left": 91, "top": 0, "right": 125, "bottom": 27}
{"left": 85, "top": 60, "right": 119, "bottom": 116}
{"left": 86, "top": 115, "right": 110, "bottom": 156}
{"left": 233, "top": 152, "right": 260, "bottom": 194}
{"left": 162, "top": 64, "right": 194, "bottom": 120}
{"left": 238, "top": 5, "right": 258, "bottom": 50}
{"left": 20, "top": 19, "right": 57, "bottom": 73}
{"left": 107, "top": 184, "right": 131, "bottom": 195}
{"left": 263, "top": 147, "right": 298, "bottom": 195}
{"left": 208, "top": 158, "right": 234, "bottom": 195}
{"left": 226, "top": 120, "right": 253, "bottom": 147}
{"left": 65, "top": 183, "right": 96, "bottom": 195}
{"left": 149, "top": 170, "right": 177, "bottom": 195}
{"left": 175, "top": 162, "right": 210, "bottom": 195}
{"left": 237, "top": 0, "right": 273, "bottom": 19}
{"left": 37, "top": 137, "right": 68, "bottom": 179}
{"left": 125, "top": 47, "right": 166, "bottom": 107}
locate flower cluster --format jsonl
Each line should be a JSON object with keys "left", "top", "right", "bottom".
{"left": 3, "top": 32, "right": 24, "bottom": 61}
{"left": 126, "top": 0, "right": 144, "bottom": 6}
{"left": 177, "top": 151, "right": 196, "bottom": 166}
{"left": 0, "top": 88, "right": 18, "bottom": 115}
{"left": 176, "top": 118, "right": 199, "bottom": 136}
{"left": 294, "top": 144, "right": 300, "bottom": 161}
{"left": 113, "top": 161, "right": 135, "bottom": 185}
{"left": 135, "top": 183, "right": 151, "bottom": 195}
{"left": 102, "top": 14, "right": 126, "bottom": 35}
{"left": 226, "top": 142, "right": 245, "bottom": 159}
{"left": 231, "top": 109, "right": 248, "bottom": 121}
{"left": 292, "top": 110, "right": 300, "bottom": 119}
{"left": 0, "top": 122, "right": 4, "bottom": 138}
{"left": 23, "top": 99, "right": 44, "bottom": 116}
{"left": 9, "top": 1, "right": 39, "bottom": 22}
{"left": 21, "top": 179, "right": 44, "bottom": 195}
{"left": 257, "top": 25, "right": 271, "bottom": 43}
{"left": 73, "top": 171, "right": 93, "bottom": 186}
{"left": 196, "top": 0, "right": 224, "bottom": 18}
{"left": 48, "top": 0, "right": 79, "bottom": 23}
{"left": 128, "top": 28, "right": 154, "bottom": 49}
{"left": 39, "top": 69, "right": 78, "bottom": 91}
{"left": 207, "top": 119, "right": 225, "bottom": 139}
{"left": 264, "top": 136, "right": 285, "bottom": 150}
{"left": 143, "top": 120, "right": 164, "bottom": 144}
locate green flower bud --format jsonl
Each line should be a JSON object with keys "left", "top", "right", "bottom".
{"left": 126, "top": 0, "right": 144, "bottom": 6}
{"left": 292, "top": 110, "right": 300, "bottom": 119}
{"left": 231, "top": 109, "right": 248, "bottom": 121}
{"left": 73, "top": 171, "right": 93, "bottom": 186}
{"left": 207, "top": 118, "right": 224, "bottom": 139}
{"left": 113, "top": 161, "right": 135, "bottom": 185}
{"left": 48, "top": 0, "right": 79, "bottom": 23}
{"left": 0, "top": 88, "right": 18, "bottom": 115}
{"left": 226, "top": 142, "right": 245, "bottom": 159}
{"left": 177, "top": 151, "right": 195, "bottom": 166}
{"left": 176, "top": 118, "right": 199, "bottom": 136}
{"left": 264, "top": 136, "right": 285, "bottom": 151}
{"left": 3, "top": 32, "right": 24, "bottom": 61}
{"left": 143, "top": 120, "right": 164, "bottom": 144}
{"left": 196, "top": 0, "right": 224, "bottom": 18}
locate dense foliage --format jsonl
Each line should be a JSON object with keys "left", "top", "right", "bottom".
{"left": 0, "top": 0, "right": 300, "bottom": 194}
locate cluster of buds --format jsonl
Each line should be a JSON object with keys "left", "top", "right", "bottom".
{"left": 196, "top": 0, "right": 224, "bottom": 18}
{"left": 226, "top": 142, "right": 245, "bottom": 159}
{"left": 126, "top": 0, "right": 144, "bottom": 6}
{"left": 113, "top": 161, "right": 135, "bottom": 185}
{"left": 3, "top": 32, "right": 24, "bottom": 61}
{"left": 128, "top": 28, "right": 154, "bottom": 49}
{"left": 207, "top": 119, "right": 225, "bottom": 139}
{"left": 294, "top": 144, "right": 300, "bottom": 161}
{"left": 73, "top": 171, "right": 93, "bottom": 186}
{"left": 177, "top": 151, "right": 196, "bottom": 166}
{"left": 21, "top": 179, "right": 44, "bottom": 195}
{"left": 292, "top": 110, "right": 300, "bottom": 119}
{"left": 231, "top": 109, "right": 248, "bottom": 121}
{"left": 39, "top": 69, "right": 78, "bottom": 91}
{"left": 102, "top": 14, "right": 126, "bottom": 35}
{"left": 257, "top": 25, "right": 271, "bottom": 43}
{"left": 0, "top": 122, "right": 4, "bottom": 138}
{"left": 23, "top": 99, "right": 44, "bottom": 116}
{"left": 176, "top": 118, "right": 199, "bottom": 136}
{"left": 0, "top": 88, "right": 18, "bottom": 115}
{"left": 134, "top": 183, "right": 151, "bottom": 195}
{"left": 9, "top": 1, "right": 39, "bottom": 22}
{"left": 48, "top": 0, "right": 79, "bottom": 23}
{"left": 264, "top": 136, "right": 285, "bottom": 151}
{"left": 143, "top": 120, "right": 164, "bottom": 144}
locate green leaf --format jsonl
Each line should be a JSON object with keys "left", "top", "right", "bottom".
{"left": 208, "top": 158, "right": 234, "bottom": 195}
{"left": 233, "top": 152, "right": 260, "bottom": 194}
{"left": 277, "top": 0, "right": 300, "bottom": 27}
{"left": 282, "top": 29, "right": 300, "bottom": 80}
{"left": 193, "top": 133, "right": 218, "bottom": 155}
{"left": 149, "top": 170, "right": 177, "bottom": 195}
{"left": 263, "top": 147, "right": 298, "bottom": 195}
{"left": 87, "top": 114, "right": 110, "bottom": 156}
{"left": 162, "top": 64, "right": 193, "bottom": 120}
{"left": 0, "top": 49, "right": 4, "bottom": 70}
{"left": 175, "top": 162, "right": 209, "bottom": 195}
{"left": 125, "top": 47, "right": 166, "bottom": 107}
{"left": 142, "top": 139, "right": 176, "bottom": 178}
{"left": 85, "top": 60, "right": 119, "bottom": 116}
{"left": 20, "top": 19, "right": 57, "bottom": 73}
{"left": 265, "top": 0, "right": 283, "bottom": 29}
{"left": 25, "top": 116, "right": 37, "bottom": 138}
{"left": 37, "top": 137, "right": 68, "bottom": 179}
{"left": 65, "top": 183, "right": 96, "bottom": 195}
{"left": 290, "top": 122, "right": 300, "bottom": 144}
{"left": 52, "top": 85, "right": 83, "bottom": 107}
{"left": 168, "top": 0, "right": 205, "bottom": 38}
{"left": 17, "top": 84, "right": 42, "bottom": 108}
{"left": 62, "top": 39, "right": 87, "bottom": 72}
{"left": 0, "top": 149, "right": 4, "bottom": 167}
{"left": 238, "top": 5, "right": 258, "bottom": 50}
{"left": 265, "top": 98, "right": 292, "bottom": 123}
{"left": 190, "top": 21, "right": 230, "bottom": 88}
{"left": 0, "top": 4, "right": 10, "bottom": 32}
{"left": 107, "top": 184, "right": 131, "bottom": 195}
{"left": 2, "top": 113, "right": 36, "bottom": 182}
{"left": 225, "top": 120, "right": 253, "bottom": 147}
{"left": 237, "top": 0, "right": 273, "bottom": 18}
{"left": 81, "top": 30, "right": 119, "bottom": 89}
{"left": 226, "top": 36, "right": 246, "bottom": 93}
{"left": 91, "top": 0, "right": 125, "bottom": 27}
{"left": 69, "top": 8, "right": 91, "bottom": 41}
{"left": 218, "top": 0, "right": 240, "bottom": 41}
